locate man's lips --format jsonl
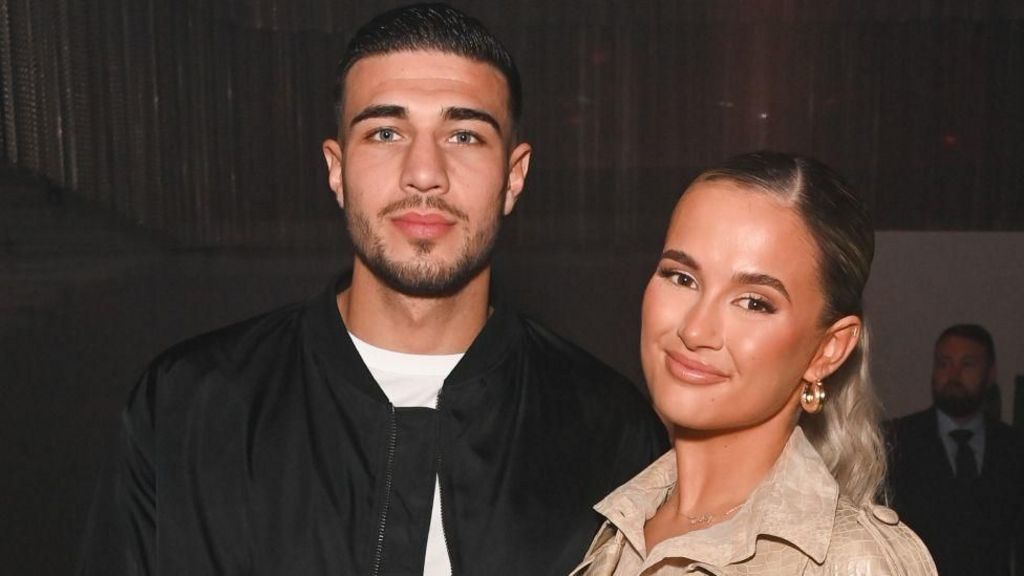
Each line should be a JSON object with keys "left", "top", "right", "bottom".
{"left": 664, "top": 350, "right": 730, "bottom": 385}
{"left": 390, "top": 212, "right": 456, "bottom": 240}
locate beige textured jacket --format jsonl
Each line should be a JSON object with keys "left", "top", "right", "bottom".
{"left": 571, "top": 428, "right": 937, "bottom": 575}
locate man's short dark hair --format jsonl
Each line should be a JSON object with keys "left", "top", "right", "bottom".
{"left": 333, "top": 3, "right": 522, "bottom": 137}
{"left": 937, "top": 323, "right": 996, "bottom": 367}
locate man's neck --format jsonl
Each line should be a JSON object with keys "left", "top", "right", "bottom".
{"left": 338, "top": 262, "right": 491, "bottom": 355}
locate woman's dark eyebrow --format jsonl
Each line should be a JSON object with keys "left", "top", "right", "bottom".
{"left": 661, "top": 249, "right": 699, "bottom": 270}
{"left": 735, "top": 272, "right": 791, "bottom": 302}
{"left": 661, "top": 249, "right": 791, "bottom": 302}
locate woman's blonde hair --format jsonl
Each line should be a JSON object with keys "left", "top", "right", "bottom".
{"left": 695, "top": 151, "right": 885, "bottom": 507}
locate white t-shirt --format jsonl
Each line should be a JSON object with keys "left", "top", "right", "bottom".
{"left": 349, "top": 332, "right": 462, "bottom": 576}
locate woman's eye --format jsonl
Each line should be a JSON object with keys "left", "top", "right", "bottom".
{"left": 658, "top": 268, "right": 697, "bottom": 289}
{"left": 738, "top": 295, "right": 776, "bottom": 314}
{"left": 448, "top": 131, "right": 479, "bottom": 144}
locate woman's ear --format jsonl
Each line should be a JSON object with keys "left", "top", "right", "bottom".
{"left": 804, "top": 315, "right": 862, "bottom": 383}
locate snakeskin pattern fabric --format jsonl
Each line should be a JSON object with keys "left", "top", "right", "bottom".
{"left": 571, "top": 428, "right": 937, "bottom": 575}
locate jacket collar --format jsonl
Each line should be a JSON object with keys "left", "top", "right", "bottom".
{"left": 593, "top": 426, "right": 838, "bottom": 569}
{"left": 302, "top": 271, "right": 523, "bottom": 403}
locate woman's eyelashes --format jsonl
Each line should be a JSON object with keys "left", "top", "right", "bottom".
{"left": 657, "top": 268, "right": 698, "bottom": 289}
{"left": 657, "top": 266, "right": 779, "bottom": 315}
{"left": 736, "top": 294, "right": 777, "bottom": 314}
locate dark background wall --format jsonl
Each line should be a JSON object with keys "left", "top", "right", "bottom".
{"left": 4, "top": 0, "right": 1023, "bottom": 245}
{"left": 2, "top": 1, "right": 1023, "bottom": 574}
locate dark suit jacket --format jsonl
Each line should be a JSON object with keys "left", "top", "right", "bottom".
{"left": 887, "top": 408, "right": 1024, "bottom": 576}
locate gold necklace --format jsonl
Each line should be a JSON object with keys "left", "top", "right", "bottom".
{"left": 683, "top": 502, "right": 744, "bottom": 525}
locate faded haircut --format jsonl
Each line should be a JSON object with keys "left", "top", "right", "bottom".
{"left": 332, "top": 3, "right": 522, "bottom": 139}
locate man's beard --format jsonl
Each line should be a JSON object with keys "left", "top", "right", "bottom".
{"left": 345, "top": 195, "right": 501, "bottom": 298}
{"left": 933, "top": 380, "right": 986, "bottom": 419}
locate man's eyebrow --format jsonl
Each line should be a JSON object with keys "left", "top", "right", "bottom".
{"left": 734, "top": 272, "right": 791, "bottom": 302}
{"left": 350, "top": 104, "right": 407, "bottom": 128}
{"left": 661, "top": 249, "right": 699, "bottom": 270}
{"left": 443, "top": 107, "right": 502, "bottom": 135}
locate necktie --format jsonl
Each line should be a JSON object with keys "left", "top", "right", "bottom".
{"left": 949, "top": 429, "right": 978, "bottom": 480}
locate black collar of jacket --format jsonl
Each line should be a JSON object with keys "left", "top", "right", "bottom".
{"left": 302, "top": 270, "right": 524, "bottom": 404}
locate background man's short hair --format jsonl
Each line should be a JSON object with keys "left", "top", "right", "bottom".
{"left": 937, "top": 323, "right": 996, "bottom": 367}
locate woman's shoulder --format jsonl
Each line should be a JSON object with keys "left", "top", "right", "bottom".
{"left": 818, "top": 500, "right": 937, "bottom": 576}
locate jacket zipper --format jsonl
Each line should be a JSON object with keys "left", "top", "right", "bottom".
{"left": 435, "top": 389, "right": 454, "bottom": 574}
{"left": 370, "top": 405, "right": 397, "bottom": 576}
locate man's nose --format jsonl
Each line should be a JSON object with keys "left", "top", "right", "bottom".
{"left": 400, "top": 136, "right": 449, "bottom": 195}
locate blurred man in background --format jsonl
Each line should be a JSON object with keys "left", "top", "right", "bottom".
{"left": 887, "top": 324, "right": 1024, "bottom": 576}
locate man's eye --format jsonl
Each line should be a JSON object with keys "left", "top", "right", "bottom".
{"left": 370, "top": 128, "right": 399, "bottom": 142}
{"left": 448, "top": 131, "right": 479, "bottom": 144}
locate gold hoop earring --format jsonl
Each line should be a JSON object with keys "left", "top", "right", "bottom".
{"left": 801, "top": 380, "right": 826, "bottom": 414}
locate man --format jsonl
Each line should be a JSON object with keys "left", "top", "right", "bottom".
{"left": 77, "top": 4, "right": 667, "bottom": 575}
{"left": 887, "top": 324, "right": 1024, "bottom": 576}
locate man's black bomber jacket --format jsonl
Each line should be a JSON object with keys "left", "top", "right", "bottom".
{"left": 78, "top": 274, "right": 668, "bottom": 576}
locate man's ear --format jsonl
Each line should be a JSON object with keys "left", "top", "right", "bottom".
{"left": 322, "top": 138, "right": 345, "bottom": 209}
{"left": 803, "top": 315, "right": 863, "bottom": 383}
{"left": 503, "top": 142, "right": 532, "bottom": 216}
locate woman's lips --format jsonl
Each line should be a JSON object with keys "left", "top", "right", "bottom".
{"left": 664, "top": 350, "right": 729, "bottom": 385}
{"left": 391, "top": 212, "right": 455, "bottom": 240}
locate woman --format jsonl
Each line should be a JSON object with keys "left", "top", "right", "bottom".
{"left": 573, "top": 152, "right": 936, "bottom": 575}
